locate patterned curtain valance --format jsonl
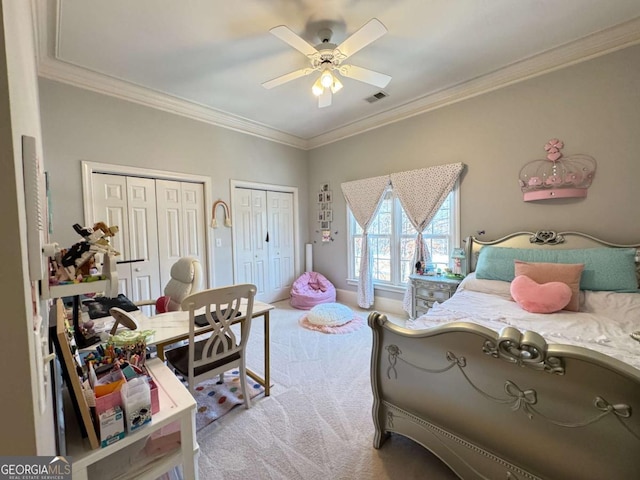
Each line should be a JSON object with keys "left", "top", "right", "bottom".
{"left": 391, "top": 163, "right": 464, "bottom": 234}
{"left": 341, "top": 175, "right": 390, "bottom": 308}
{"left": 391, "top": 162, "right": 465, "bottom": 315}
{"left": 341, "top": 175, "right": 391, "bottom": 230}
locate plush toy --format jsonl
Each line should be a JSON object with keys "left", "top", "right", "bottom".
{"left": 52, "top": 222, "right": 121, "bottom": 281}
{"left": 76, "top": 255, "right": 97, "bottom": 277}
{"left": 73, "top": 222, "right": 120, "bottom": 256}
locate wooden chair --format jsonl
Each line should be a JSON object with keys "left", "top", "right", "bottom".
{"left": 165, "top": 284, "right": 257, "bottom": 407}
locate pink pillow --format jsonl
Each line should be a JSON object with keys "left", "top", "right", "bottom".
{"left": 155, "top": 296, "right": 171, "bottom": 314}
{"left": 510, "top": 275, "right": 572, "bottom": 314}
{"left": 514, "top": 261, "right": 584, "bottom": 312}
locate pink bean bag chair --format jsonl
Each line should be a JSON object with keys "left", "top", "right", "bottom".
{"left": 290, "top": 272, "right": 336, "bottom": 310}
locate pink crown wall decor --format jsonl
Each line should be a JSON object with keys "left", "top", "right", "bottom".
{"left": 518, "top": 138, "right": 597, "bottom": 202}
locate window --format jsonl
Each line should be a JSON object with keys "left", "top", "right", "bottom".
{"left": 348, "top": 186, "right": 459, "bottom": 288}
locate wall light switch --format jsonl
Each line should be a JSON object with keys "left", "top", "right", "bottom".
{"left": 216, "top": 238, "right": 222, "bottom": 247}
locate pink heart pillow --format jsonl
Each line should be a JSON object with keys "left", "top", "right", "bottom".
{"left": 510, "top": 275, "right": 572, "bottom": 314}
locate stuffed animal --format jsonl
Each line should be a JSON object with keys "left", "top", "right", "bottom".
{"left": 52, "top": 222, "right": 121, "bottom": 281}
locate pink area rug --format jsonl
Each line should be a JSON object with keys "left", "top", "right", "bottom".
{"left": 193, "top": 370, "right": 264, "bottom": 432}
{"left": 299, "top": 313, "right": 365, "bottom": 334}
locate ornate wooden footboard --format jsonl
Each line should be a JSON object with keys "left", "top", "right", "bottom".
{"left": 369, "top": 313, "right": 640, "bottom": 479}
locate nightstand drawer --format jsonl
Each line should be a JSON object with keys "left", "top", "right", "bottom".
{"left": 415, "top": 298, "right": 436, "bottom": 314}
{"left": 415, "top": 287, "right": 450, "bottom": 303}
{"left": 409, "top": 274, "right": 462, "bottom": 319}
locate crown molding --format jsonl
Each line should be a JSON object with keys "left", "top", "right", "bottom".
{"left": 33, "top": 1, "right": 640, "bottom": 151}
{"left": 33, "top": 0, "right": 309, "bottom": 150}
{"left": 37, "top": 56, "right": 309, "bottom": 150}
{"left": 307, "top": 16, "right": 640, "bottom": 149}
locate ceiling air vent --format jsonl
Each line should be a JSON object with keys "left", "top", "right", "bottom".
{"left": 365, "top": 91, "right": 389, "bottom": 103}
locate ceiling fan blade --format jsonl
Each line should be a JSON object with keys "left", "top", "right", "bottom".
{"left": 262, "top": 68, "right": 314, "bottom": 89}
{"left": 336, "top": 18, "right": 387, "bottom": 59}
{"left": 269, "top": 25, "right": 317, "bottom": 57}
{"left": 339, "top": 64, "right": 391, "bottom": 88}
{"left": 318, "top": 89, "right": 332, "bottom": 108}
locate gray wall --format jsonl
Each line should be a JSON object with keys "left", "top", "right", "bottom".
{"left": 308, "top": 44, "right": 640, "bottom": 297}
{"left": 39, "top": 79, "right": 308, "bottom": 286}
{"left": 39, "top": 44, "right": 640, "bottom": 303}
{"left": 0, "top": 0, "right": 56, "bottom": 454}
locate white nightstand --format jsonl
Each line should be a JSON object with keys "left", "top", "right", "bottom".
{"left": 409, "top": 274, "right": 462, "bottom": 319}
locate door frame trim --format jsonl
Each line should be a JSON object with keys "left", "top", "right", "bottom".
{"left": 81, "top": 161, "right": 214, "bottom": 287}
{"left": 229, "top": 180, "right": 300, "bottom": 290}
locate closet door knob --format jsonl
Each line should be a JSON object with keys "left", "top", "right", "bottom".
{"left": 135, "top": 267, "right": 141, "bottom": 272}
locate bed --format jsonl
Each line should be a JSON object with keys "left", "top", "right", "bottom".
{"left": 368, "top": 230, "right": 640, "bottom": 479}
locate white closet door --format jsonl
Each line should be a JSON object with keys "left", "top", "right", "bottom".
{"left": 252, "top": 190, "right": 269, "bottom": 296}
{"left": 126, "top": 177, "right": 161, "bottom": 304}
{"left": 91, "top": 174, "right": 161, "bottom": 303}
{"left": 233, "top": 188, "right": 267, "bottom": 295}
{"left": 233, "top": 187, "right": 295, "bottom": 302}
{"left": 156, "top": 180, "right": 206, "bottom": 289}
{"left": 266, "top": 191, "right": 294, "bottom": 302}
{"left": 91, "top": 173, "right": 132, "bottom": 296}
{"left": 180, "top": 182, "right": 205, "bottom": 262}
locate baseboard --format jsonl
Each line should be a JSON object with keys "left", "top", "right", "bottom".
{"left": 336, "top": 288, "right": 406, "bottom": 317}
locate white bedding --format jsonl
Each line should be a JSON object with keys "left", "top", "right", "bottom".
{"left": 407, "top": 273, "right": 640, "bottom": 370}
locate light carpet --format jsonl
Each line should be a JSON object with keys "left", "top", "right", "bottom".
{"left": 196, "top": 300, "right": 458, "bottom": 480}
{"left": 193, "top": 371, "right": 264, "bottom": 432}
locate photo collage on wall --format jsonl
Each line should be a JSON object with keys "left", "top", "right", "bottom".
{"left": 318, "top": 183, "right": 332, "bottom": 241}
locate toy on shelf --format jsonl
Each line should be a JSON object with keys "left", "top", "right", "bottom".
{"left": 47, "top": 222, "right": 120, "bottom": 285}
{"left": 43, "top": 222, "right": 121, "bottom": 348}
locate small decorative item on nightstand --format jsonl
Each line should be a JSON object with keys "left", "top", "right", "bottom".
{"left": 451, "top": 248, "right": 466, "bottom": 276}
{"left": 409, "top": 274, "right": 461, "bottom": 319}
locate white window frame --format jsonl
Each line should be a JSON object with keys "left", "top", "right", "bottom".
{"left": 346, "top": 182, "right": 460, "bottom": 294}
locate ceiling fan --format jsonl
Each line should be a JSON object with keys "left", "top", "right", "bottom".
{"left": 262, "top": 18, "right": 392, "bottom": 108}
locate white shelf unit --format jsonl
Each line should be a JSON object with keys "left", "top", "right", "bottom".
{"left": 65, "top": 358, "right": 199, "bottom": 480}
{"left": 41, "top": 252, "right": 119, "bottom": 300}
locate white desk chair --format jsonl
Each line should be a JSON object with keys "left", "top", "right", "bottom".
{"left": 165, "top": 284, "right": 257, "bottom": 407}
{"left": 136, "top": 257, "right": 203, "bottom": 314}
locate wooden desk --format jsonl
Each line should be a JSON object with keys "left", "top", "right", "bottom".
{"left": 135, "top": 301, "right": 275, "bottom": 396}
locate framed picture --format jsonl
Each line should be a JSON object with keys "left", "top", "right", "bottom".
{"left": 322, "top": 230, "right": 331, "bottom": 242}
{"left": 321, "top": 221, "right": 329, "bottom": 229}
{"left": 320, "top": 182, "right": 330, "bottom": 192}
{"left": 321, "top": 202, "right": 328, "bottom": 211}
{"left": 324, "top": 210, "right": 333, "bottom": 222}
{"left": 317, "top": 210, "right": 324, "bottom": 222}
{"left": 324, "top": 190, "right": 332, "bottom": 202}
{"left": 317, "top": 192, "right": 324, "bottom": 203}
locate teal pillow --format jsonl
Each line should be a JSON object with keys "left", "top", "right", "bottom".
{"left": 475, "top": 246, "right": 638, "bottom": 292}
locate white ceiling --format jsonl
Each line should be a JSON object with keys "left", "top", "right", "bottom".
{"left": 35, "top": 0, "right": 640, "bottom": 149}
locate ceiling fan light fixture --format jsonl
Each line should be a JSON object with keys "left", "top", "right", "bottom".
{"left": 331, "top": 77, "right": 343, "bottom": 94}
{"left": 320, "top": 69, "right": 334, "bottom": 88}
{"left": 312, "top": 77, "right": 324, "bottom": 96}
